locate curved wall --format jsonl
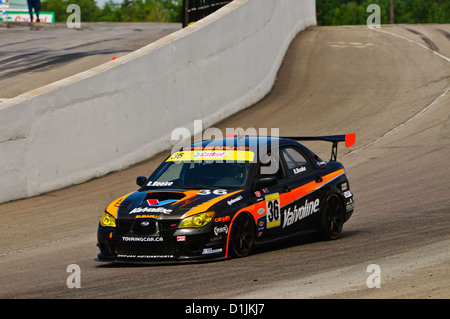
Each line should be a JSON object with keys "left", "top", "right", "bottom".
{"left": 0, "top": 0, "right": 316, "bottom": 203}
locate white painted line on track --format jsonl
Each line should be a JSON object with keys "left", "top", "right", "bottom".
{"left": 342, "top": 28, "right": 450, "bottom": 159}
{"left": 375, "top": 28, "right": 450, "bottom": 63}
{"left": 343, "top": 86, "right": 450, "bottom": 158}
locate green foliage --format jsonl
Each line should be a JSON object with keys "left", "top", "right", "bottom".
{"left": 38, "top": 0, "right": 450, "bottom": 24}
{"left": 316, "top": 0, "right": 450, "bottom": 25}
{"left": 40, "top": 0, "right": 182, "bottom": 22}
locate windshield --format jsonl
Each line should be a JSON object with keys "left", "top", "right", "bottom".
{"left": 145, "top": 150, "right": 254, "bottom": 189}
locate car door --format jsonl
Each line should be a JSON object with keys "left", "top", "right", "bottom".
{"left": 277, "top": 145, "right": 328, "bottom": 234}
{"left": 254, "top": 149, "right": 291, "bottom": 240}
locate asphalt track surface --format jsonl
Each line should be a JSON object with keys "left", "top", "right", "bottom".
{"left": 0, "top": 22, "right": 181, "bottom": 99}
{"left": 0, "top": 23, "right": 449, "bottom": 300}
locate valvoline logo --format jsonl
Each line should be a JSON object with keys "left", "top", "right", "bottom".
{"left": 147, "top": 199, "right": 177, "bottom": 206}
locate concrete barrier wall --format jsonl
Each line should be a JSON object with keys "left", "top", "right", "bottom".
{"left": 0, "top": 0, "right": 316, "bottom": 203}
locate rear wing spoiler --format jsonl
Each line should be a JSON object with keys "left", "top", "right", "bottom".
{"left": 283, "top": 133, "right": 356, "bottom": 162}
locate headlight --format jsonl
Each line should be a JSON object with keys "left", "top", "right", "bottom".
{"left": 100, "top": 212, "right": 116, "bottom": 228}
{"left": 178, "top": 211, "right": 215, "bottom": 229}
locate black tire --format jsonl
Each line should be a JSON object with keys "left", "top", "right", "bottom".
{"left": 317, "top": 194, "right": 345, "bottom": 240}
{"left": 229, "top": 213, "right": 255, "bottom": 257}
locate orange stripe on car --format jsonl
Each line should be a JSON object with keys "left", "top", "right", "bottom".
{"left": 105, "top": 192, "right": 133, "bottom": 218}
{"left": 181, "top": 190, "right": 243, "bottom": 218}
{"left": 280, "top": 169, "right": 345, "bottom": 206}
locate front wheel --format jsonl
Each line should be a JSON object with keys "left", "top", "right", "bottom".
{"left": 229, "top": 213, "right": 255, "bottom": 257}
{"left": 317, "top": 194, "right": 345, "bottom": 240}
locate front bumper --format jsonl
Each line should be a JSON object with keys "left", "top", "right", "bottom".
{"left": 96, "top": 222, "right": 227, "bottom": 263}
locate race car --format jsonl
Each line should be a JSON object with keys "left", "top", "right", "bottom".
{"left": 96, "top": 134, "right": 355, "bottom": 263}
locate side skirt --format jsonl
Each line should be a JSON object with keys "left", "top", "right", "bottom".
{"left": 253, "top": 228, "right": 317, "bottom": 247}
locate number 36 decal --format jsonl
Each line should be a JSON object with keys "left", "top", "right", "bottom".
{"left": 265, "top": 193, "right": 281, "bottom": 228}
{"left": 198, "top": 189, "right": 228, "bottom": 196}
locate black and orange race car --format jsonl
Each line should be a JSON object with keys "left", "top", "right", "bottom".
{"left": 96, "top": 134, "right": 355, "bottom": 263}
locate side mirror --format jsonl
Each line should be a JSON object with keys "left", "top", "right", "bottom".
{"left": 318, "top": 162, "right": 327, "bottom": 170}
{"left": 257, "top": 176, "right": 278, "bottom": 188}
{"left": 136, "top": 176, "right": 147, "bottom": 187}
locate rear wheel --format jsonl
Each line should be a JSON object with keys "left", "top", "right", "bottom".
{"left": 229, "top": 213, "right": 255, "bottom": 257}
{"left": 317, "top": 194, "right": 345, "bottom": 240}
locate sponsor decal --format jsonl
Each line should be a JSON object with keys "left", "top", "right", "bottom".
{"left": 192, "top": 151, "right": 228, "bottom": 159}
{"left": 214, "top": 216, "right": 231, "bottom": 223}
{"left": 214, "top": 225, "right": 228, "bottom": 236}
{"left": 293, "top": 166, "right": 306, "bottom": 174}
{"left": 129, "top": 207, "right": 172, "bottom": 214}
{"left": 121, "top": 236, "right": 163, "bottom": 242}
{"left": 257, "top": 208, "right": 265, "bottom": 215}
{"left": 146, "top": 181, "right": 174, "bottom": 187}
{"left": 210, "top": 236, "right": 222, "bottom": 242}
{"left": 177, "top": 236, "right": 186, "bottom": 242}
{"left": 283, "top": 199, "right": 320, "bottom": 228}
{"left": 167, "top": 150, "right": 255, "bottom": 162}
{"left": 202, "top": 248, "right": 223, "bottom": 255}
{"left": 227, "top": 195, "right": 243, "bottom": 206}
{"left": 343, "top": 190, "right": 353, "bottom": 198}
{"left": 346, "top": 198, "right": 354, "bottom": 212}
{"left": 135, "top": 214, "right": 157, "bottom": 219}
{"left": 257, "top": 218, "right": 266, "bottom": 231}
{"left": 3, "top": 11, "right": 55, "bottom": 23}
{"left": 117, "top": 254, "right": 174, "bottom": 259}
{"left": 147, "top": 199, "right": 177, "bottom": 206}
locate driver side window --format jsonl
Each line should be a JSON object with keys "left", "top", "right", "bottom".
{"left": 259, "top": 152, "right": 285, "bottom": 180}
{"left": 281, "top": 147, "right": 310, "bottom": 177}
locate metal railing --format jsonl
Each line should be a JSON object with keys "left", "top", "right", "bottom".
{"left": 182, "top": 0, "right": 232, "bottom": 27}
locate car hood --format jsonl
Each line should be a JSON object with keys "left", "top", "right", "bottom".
{"left": 105, "top": 188, "right": 243, "bottom": 220}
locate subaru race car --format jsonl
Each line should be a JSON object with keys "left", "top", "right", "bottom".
{"left": 96, "top": 134, "right": 355, "bottom": 263}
